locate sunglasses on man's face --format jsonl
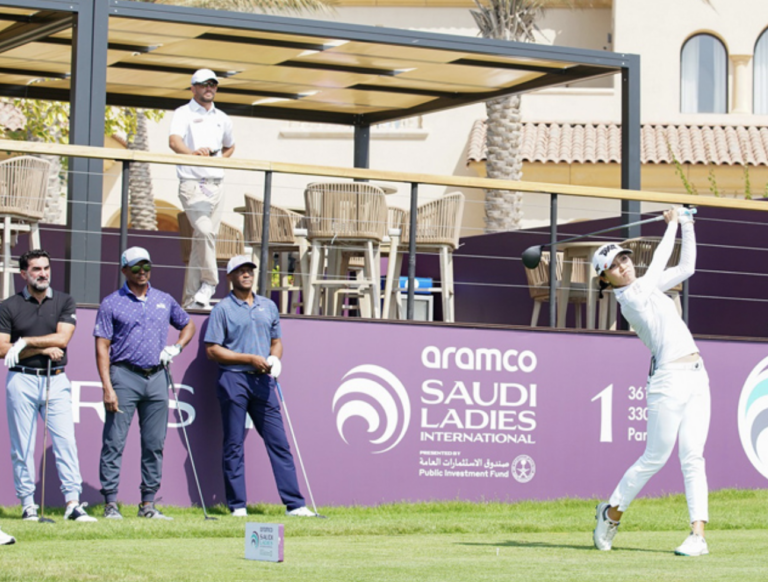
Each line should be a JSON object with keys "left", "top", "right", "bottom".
{"left": 195, "top": 81, "right": 218, "bottom": 88}
{"left": 130, "top": 263, "right": 151, "bottom": 274}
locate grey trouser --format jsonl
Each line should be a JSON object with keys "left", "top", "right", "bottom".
{"left": 99, "top": 365, "right": 169, "bottom": 503}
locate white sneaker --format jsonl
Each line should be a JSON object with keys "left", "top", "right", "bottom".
{"left": 231, "top": 508, "right": 247, "bottom": 517}
{"left": 0, "top": 528, "right": 15, "bottom": 545}
{"left": 286, "top": 506, "right": 317, "bottom": 517}
{"left": 675, "top": 533, "right": 709, "bottom": 556}
{"left": 193, "top": 282, "right": 216, "bottom": 308}
{"left": 64, "top": 502, "right": 97, "bottom": 522}
{"left": 593, "top": 502, "right": 620, "bottom": 551}
{"left": 21, "top": 504, "right": 39, "bottom": 522}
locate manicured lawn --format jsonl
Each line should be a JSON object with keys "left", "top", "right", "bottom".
{"left": 1, "top": 489, "right": 766, "bottom": 582}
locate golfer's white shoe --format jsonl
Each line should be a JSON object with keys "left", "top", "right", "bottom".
{"left": 193, "top": 283, "right": 216, "bottom": 309}
{"left": 231, "top": 508, "right": 248, "bottom": 517}
{"left": 0, "top": 528, "right": 15, "bottom": 545}
{"left": 65, "top": 502, "right": 97, "bottom": 522}
{"left": 286, "top": 506, "right": 317, "bottom": 517}
{"left": 593, "top": 502, "right": 619, "bottom": 551}
{"left": 675, "top": 533, "right": 709, "bottom": 556}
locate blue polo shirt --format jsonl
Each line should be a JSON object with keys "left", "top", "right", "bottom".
{"left": 204, "top": 291, "right": 280, "bottom": 372}
{"left": 93, "top": 283, "right": 190, "bottom": 368}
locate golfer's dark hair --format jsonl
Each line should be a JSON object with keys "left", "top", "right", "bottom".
{"left": 19, "top": 249, "right": 51, "bottom": 272}
{"left": 598, "top": 277, "right": 610, "bottom": 299}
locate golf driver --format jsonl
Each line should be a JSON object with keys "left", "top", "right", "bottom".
{"left": 164, "top": 365, "right": 217, "bottom": 521}
{"left": 38, "top": 359, "right": 54, "bottom": 524}
{"left": 274, "top": 380, "right": 325, "bottom": 518}
{"left": 521, "top": 209, "right": 697, "bottom": 269}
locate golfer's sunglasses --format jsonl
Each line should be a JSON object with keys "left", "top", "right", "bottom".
{"left": 130, "top": 263, "right": 152, "bottom": 273}
{"left": 195, "top": 81, "right": 218, "bottom": 88}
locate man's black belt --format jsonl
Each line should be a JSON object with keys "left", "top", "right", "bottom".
{"left": 114, "top": 362, "right": 164, "bottom": 378}
{"left": 10, "top": 366, "right": 65, "bottom": 376}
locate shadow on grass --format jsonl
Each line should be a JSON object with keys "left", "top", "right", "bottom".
{"left": 458, "top": 539, "right": 662, "bottom": 554}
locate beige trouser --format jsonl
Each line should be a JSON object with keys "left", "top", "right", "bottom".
{"left": 178, "top": 179, "right": 225, "bottom": 307}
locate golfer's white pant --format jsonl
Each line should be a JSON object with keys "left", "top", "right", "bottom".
{"left": 179, "top": 179, "right": 225, "bottom": 307}
{"left": 609, "top": 363, "right": 711, "bottom": 523}
{"left": 5, "top": 372, "right": 83, "bottom": 507}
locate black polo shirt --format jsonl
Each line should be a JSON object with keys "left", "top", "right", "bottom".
{"left": 0, "top": 287, "right": 76, "bottom": 369}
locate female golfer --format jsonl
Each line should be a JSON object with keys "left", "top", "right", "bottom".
{"left": 591, "top": 206, "right": 710, "bottom": 557}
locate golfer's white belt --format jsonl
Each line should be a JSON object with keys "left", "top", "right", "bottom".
{"left": 656, "top": 358, "right": 704, "bottom": 372}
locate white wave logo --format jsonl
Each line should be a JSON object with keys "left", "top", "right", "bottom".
{"left": 332, "top": 365, "right": 410, "bottom": 454}
{"left": 738, "top": 356, "right": 768, "bottom": 480}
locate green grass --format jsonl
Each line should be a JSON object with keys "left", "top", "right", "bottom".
{"left": 1, "top": 489, "right": 767, "bottom": 582}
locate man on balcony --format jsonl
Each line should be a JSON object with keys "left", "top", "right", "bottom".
{"left": 169, "top": 68, "right": 235, "bottom": 310}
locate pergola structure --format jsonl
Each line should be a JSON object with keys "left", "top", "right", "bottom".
{"left": 0, "top": 0, "right": 640, "bottom": 303}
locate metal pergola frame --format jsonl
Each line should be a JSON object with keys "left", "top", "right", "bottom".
{"left": 0, "top": 0, "right": 641, "bottom": 305}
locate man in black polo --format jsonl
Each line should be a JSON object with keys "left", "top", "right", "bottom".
{"left": 0, "top": 249, "right": 96, "bottom": 522}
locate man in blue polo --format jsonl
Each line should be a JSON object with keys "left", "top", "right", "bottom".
{"left": 94, "top": 247, "right": 195, "bottom": 519}
{"left": 204, "top": 255, "right": 315, "bottom": 517}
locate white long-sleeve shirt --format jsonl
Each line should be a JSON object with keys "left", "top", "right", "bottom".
{"left": 614, "top": 221, "right": 698, "bottom": 366}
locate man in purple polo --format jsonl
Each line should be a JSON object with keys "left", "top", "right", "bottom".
{"left": 94, "top": 247, "right": 195, "bottom": 520}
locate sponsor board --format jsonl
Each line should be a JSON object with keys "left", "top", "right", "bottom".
{"left": 0, "top": 310, "right": 765, "bottom": 507}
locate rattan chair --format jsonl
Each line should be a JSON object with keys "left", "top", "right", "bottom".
{"left": 0, "top": 156, "right": 50, "bottom": 298}
{"left": 524, "top": 251, "right": 591, "bottom": 327}
{"left": 304, "top": 182, "right": 388, "bottom": 318}
{"left": 241, "top": 194, "right": 308, "bottom": 314}
{"left": 621, "top": 236, "right": 683, "bottom": 315}
{"left": 386, "top": 192, "right": 464, "bottom": 322}
{"left": 178, "top": 211, "right": 244, "bottom": 298}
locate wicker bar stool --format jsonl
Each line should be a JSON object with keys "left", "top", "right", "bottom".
{"left": 304, "top": 182, "right": 387, "bottom": 318}
{"left": 241, "top": 193, "right": 308, "bottom": 314}
{"left": 0, "top": 156, "right": 49, "bottom": 299}
{"left": 386, "top": 192, "right": 464, "bottom": 322}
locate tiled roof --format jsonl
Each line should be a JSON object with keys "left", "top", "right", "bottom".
{"left": 467, "top": 119, "right": 768, "bottom": 166}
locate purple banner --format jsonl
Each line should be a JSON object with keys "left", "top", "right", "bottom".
{"left": 0, "top": 309, "right": 766, "bottom": 508}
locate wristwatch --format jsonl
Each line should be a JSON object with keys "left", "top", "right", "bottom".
{"left": 174, "top": 343, "right": 183, "bottom": 352}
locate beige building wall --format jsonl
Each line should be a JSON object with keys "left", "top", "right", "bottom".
{"left": 105, "top": 0, "right": 768, "bottom": 235}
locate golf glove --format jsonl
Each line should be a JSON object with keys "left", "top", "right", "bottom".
{"left": 160, "top": 344, "right": 182, "bottom": 366}
{"left": 678, "top": 207, "right": 695, "bottom": 225}
{"left": 4, "top": 338, "right": 27, "bottom": 368}
{"left": 267, "top": 355, "right": 282, "bottom": 378}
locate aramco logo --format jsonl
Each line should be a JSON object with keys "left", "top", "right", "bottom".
{"left": 250, "top": 532, "right": 259, "bottom": 548}
{"left": 332, "top": 365, "right": 410, "bottom": 454}
{"left": 738, "top": 356, "right": 768, "bottom": 480}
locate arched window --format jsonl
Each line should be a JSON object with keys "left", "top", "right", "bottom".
{"left": 755, "top": 29, "right": 768, "bottom": 114}
{"left": 681, "top": 34, "right": 727, "bottom": 113}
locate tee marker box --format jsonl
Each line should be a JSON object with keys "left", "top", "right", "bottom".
{"left": 245, "top": 523, "right": 284, "bottom": 562}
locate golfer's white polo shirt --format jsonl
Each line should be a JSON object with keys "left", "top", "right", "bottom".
{"left": 169, "top": 99, "right": 234, "bottom": 181}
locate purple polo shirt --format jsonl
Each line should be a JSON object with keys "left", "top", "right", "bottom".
{"left": 93, "top": 283, "right": 190, "bottom": 368}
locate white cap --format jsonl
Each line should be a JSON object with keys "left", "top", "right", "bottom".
{"left": 592, "top": 243, "right": 632, "bottom": 275}
{"left": 121, "top": 246, "right": 151, "bottom": 268}
{"left": 227, "top": 255, "right": 256, "bottom": 275}
{"left": 191, "top": 68, "right": 218, "bottom": 85}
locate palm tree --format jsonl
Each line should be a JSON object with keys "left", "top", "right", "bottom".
{"left": 471, "top": 0, "right": 544, "bottom": 233}
{"left": 127, "top": 0, "right": 330, "bottom": 230}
